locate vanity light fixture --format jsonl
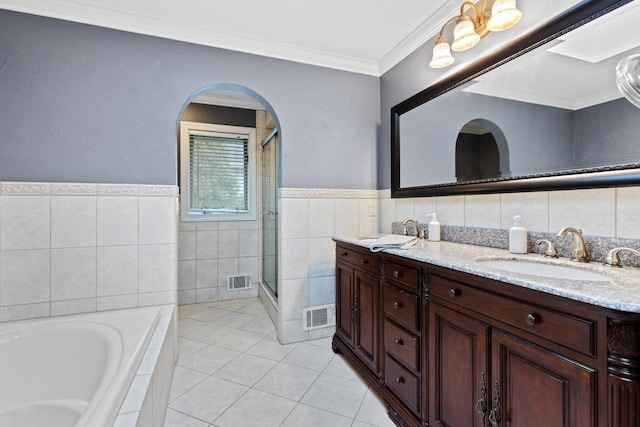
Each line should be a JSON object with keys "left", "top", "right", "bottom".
{"left": 429, "top": 0, "right": 522, "bottom": 68}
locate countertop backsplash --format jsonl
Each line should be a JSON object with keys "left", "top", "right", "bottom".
{"left": 391, "top": 221, "right": 640, "bottom": 268}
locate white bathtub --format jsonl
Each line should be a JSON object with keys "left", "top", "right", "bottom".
{"left": 0, "top": 306, "right": 160, "bottom": 427}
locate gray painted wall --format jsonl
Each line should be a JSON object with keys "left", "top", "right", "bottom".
{"left": 0, "top": 10, "right": 379, "bottom": 189}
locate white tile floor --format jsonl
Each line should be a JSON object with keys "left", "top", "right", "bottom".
{"left": 165, "top": 297, "right": 395, "bottom": 427}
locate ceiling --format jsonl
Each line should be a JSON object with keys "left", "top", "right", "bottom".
{"left": 0, "top": 0, "right": 462, "bottom": 76}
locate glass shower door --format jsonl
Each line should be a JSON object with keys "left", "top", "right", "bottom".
{"left": 261, "top": 129, "right": 278, "bottom": 298}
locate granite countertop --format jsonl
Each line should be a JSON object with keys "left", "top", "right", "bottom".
{"left": 334, "top": 236, "right": 640, "bottom": 313}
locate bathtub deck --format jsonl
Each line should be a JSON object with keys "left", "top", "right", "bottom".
{"left": 167, "top": 297, "right": 393, "bottom": 426}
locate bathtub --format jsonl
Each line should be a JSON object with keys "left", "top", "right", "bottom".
{"left": 0, "top": 306, "right": 161, "bottom": 427}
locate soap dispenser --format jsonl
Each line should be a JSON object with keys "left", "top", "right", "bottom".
{"left": 509, "top": 215, "right": 527, "bottom": 254}
{"left": 427, "top": 213, "right": 441, "bottom": 242}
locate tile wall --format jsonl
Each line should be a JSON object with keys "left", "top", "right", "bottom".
{"left": 278, "top": 188, "right": 379, "bottom": 344}
{"left": 380, "top": 187, "right": 640, "bottom": 240}
{"left": 0, "top": 181, "right": 178, "bottom": 322}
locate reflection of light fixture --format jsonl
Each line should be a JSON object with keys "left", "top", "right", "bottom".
{"left": 429, "top": 0, "right": 522, "bottom": 68}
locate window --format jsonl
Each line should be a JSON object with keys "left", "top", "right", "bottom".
{"left": 180, "top": 122, "right": 257, "bottom": 221}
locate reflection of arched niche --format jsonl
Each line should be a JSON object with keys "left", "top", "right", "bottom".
{"left": 455, "top": 119, "right": 510, "bottom": 182}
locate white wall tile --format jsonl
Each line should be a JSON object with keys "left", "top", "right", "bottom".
{"left": 218, "top": 230, "right": 239, "bottom": 259}
{"left": 217, "top": 286, "right": 240, "bottom": 301}
{"left": 97, "top": 245, "right": 138, "bottom": 296}
{"left": 239, "top": 256, "right": 261, "bottom": 284}
{"left": 239, "top": 219, "right": 260, "bottom": 230}
{"left": 281, "top": 279, "right": 308, "bottom": 321}
{"left": 239, "top": 230, "right": 260, "bottom": 257}
{"left": 51, "top": 247, "right": 96, "bottom": 300}
{"left": 308, "top": 276, "right": 335, "bottom": 307}
{"left": 196, "top": 259, "right": 218, "bottom": 289}
{"left": 139, "top": 197, "right": 176, "bottom": 244}
{"left": 195, "top": 287, "right": 218, "bottom": 303}
{"left": 309, "top": 199, "right": 334, "bottom": 238}
{"left": 358, "top": 200, "right": 377, "bottom": 238}
{"left": 414, "top": 198, "right": 438, "bottom": 223}
{"left": 97, "top": 294, "right": 138, "bottom": 311}
{"left": 51, "top": 298, "right": 96, "bottom": 316}
{"left": 178, "top": 221, "right": 197, "bottom": 232}
{"left": 218, "top": 221, "right": 239, "bottom": 231}
{"left": 281, "top": 319, "right": 309, "bottom": 344}
{"left": 281, "top": 238, "right": 309, "bottom": 280}
{"left": 0, "top": 195, "right": 50, "bottom": 250}
{"left": 196, "top": 221, "right": 219, "bottom": 231}
{"left": 51, "top": 195, "right": 96, "bottom": 248}
{"left": 395, "top": 199, "right": 415, "bottom": 221}
{"left": 616, "top": 187, "right": 640, "bottom": 239}
{"left": 178, "top": 260, "right": 196, "bottom": 291}
{"left": 218, "top": 258, "right": 239, "bottom": 286}
{"left": 178, "top": 290, "right": 196, "bottom": 305}
{"left": 500, "top": 192, "right": 549, "bottom": 233}
{"left": 379, "top": 197, "right": 396, "bottom": 234}
{"left": 308, "top": 237, "right": 335, "bottom": 278}
{"left": 549, "top": 188, "right": 615, "bottom": 237}
{"left": 196, "top": 231, "right": 218, "bottom": 260}
{"left": 436, "top": 196, "right": 465, "bottom": 226}
{"left": 334, "top": 199, "right": 358, "bottom": 238}
{"left": 1, "top": 249, "right": 50, "bottom": 305}
{"left": 465, "top": 194, "right": 501, "bottom": 229}
{"left": 97, "top": 196, "right": 138, "bottom": 246}
{"left": 238, "top": 285, "right": 259, "bottom": 299}
{"left": 139, "top": 290, "right": 174, "bottom": 306}
{"left": 179, "top": 231, "right": 197, "bottom": 261}
{"left": 281, "top": 198, "right": 309, "bottom": 239}
{"left": 139, "top": 244, "right": 175, "bottom": 293}
{"left": 1, "top": 302, "right": 50, "bottom": 322}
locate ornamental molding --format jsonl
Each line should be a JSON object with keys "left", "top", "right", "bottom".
{"left": 51, "top": 183, "right": 97, "bottom": 195}
{"left": 97, "top": 184, "right": 139, "bottom": 196}
{"left": 279, "top": 188, "right": 381, "bottom": 199}
{"left": 139, "top": 185, "right": 179, "bottom": 197}
{"left": 0, "top": 182, "right": 50, "bottom": 195}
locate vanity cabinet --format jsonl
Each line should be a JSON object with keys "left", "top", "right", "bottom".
{"left": 333, "top": 241, "right": 640, "bottom": 427}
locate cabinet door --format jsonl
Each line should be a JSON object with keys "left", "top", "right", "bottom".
{"left": 429, "top": 303, "right": 490, "bottom": 427}
{"left": 491, "top": 329, "right": 596, "bottom": 427}
{"left": 354, "top": 269, "right": 380, "bottom": 372}
{"left": 335, "top": 262, "right": 354, "bottom": 347}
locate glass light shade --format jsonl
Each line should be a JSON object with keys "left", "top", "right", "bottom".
{"left": 429, "top": 36, "right": 455, "bottom": 68}
{"left": 487, "top": 0, "right": 523, "bottom": 31}
{"left": 616, "top": 54, "right": 640, "bottom": 109}
{"left": 451, "top": 15, "right": 481, "bottom": 52}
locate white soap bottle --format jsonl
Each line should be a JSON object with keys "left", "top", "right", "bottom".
{"left": 427, "top": 213, "right": 441, "bottom": 242}
{"left": 509, "top": 215, "right": 527, "bottom": 254}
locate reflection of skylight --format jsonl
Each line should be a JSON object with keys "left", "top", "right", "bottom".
{"left": 547, "top": 2, "right": 640, "bottom": 63}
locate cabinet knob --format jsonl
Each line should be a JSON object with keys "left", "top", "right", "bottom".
{"left": 393, "top": 270, "right": 401, "bottom": 278}
{"left": 393, "top": 301, "right": 402, "bottom": 309}
{"left": 396, "top": 376, "right": 405, "bottom": 384}
{"left": 394, "top": 338, "right": 403, "bottom": 345}
{"left": 360, "top": 258, "right": 368, "bottom": 265}
{"left": 525, "top": 313, "right": 539, "bottom": 326}
{"left": 449, "top": 288, "right": 460, "bottom": 298}
{"left": 341, "top": 251, "right": 348, "bottom": 257}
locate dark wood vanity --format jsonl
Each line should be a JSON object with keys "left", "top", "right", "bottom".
{"left": 332, "top": 241, "right": 640, "bottom": 427}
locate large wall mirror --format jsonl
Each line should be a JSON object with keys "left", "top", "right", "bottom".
{"left": 392, "top": 0, "right": 640, "bottom": 198}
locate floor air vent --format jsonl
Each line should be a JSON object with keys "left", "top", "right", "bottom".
{"left": 227, "top": 274, "right": 251, "bottom": 291}
{"left": 303, "top": 304, "right": 336, "bottom": 331}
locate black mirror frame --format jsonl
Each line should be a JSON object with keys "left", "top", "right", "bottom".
{"left": 391, "top": 0, "right": 638, "bottom": 198}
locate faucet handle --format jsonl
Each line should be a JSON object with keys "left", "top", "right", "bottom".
{"left": 536, "top": 239, "right": 558, "bottom": 258}
{"left": 604, "top": 247, "right": 640, "bottom": 267}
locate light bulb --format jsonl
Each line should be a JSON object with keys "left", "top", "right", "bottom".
{"left": 487, "top": 0, "right": 523, "bottom": 32}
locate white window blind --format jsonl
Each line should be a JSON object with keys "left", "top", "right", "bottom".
{"left": 189, "top": 131, "right": 249, "bottom": 214}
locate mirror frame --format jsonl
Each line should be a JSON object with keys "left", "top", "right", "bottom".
{"left": 391, "top": 0, "right": 639, "bottom": 198}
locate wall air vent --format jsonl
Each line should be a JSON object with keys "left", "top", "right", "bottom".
{"left": 302, "top": 304, "right": 336, "bottom": 331}
{"left": 227, "top": 274, "right": 251, "bottom": 291}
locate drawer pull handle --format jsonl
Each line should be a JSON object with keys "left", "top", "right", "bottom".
{"left": 393, "top": 270, "right": 401, "bottom": 278}
{"left": 393, "top": 301, "right": 402, "bottom": 309}
{"left": 396, "top": 376, "right": 405, "bottom": 384}
{"left": 449, "top": 288, "right": 460, "bottom": 298}
{"left": 360, "top": 259, "right": 368, "bottom": 265}
{"left": 394, "top": 338, "right": 403, "bottom": 345}
{"left": 341, "top": 251, "right": 348, "bottom": 257}
{"left": 525, "top": 313, "right": 539, "bottom": 326}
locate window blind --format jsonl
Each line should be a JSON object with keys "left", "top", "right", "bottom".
{"left": 189, "top": 132, "right": 249, "bottom": 213}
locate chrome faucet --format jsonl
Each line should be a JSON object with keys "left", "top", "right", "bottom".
{"left": 604, "top": 247, "right": 640, "bottom": 267}
{"left": 402, "top": 218, "right": 419, "bottom": 237}
{"left": 556, "top": 227, "right": 588, "bottom": 262}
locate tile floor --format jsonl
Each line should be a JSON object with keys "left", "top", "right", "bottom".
{"left": 165, "top": 297, "right": 395, "bottom": 427}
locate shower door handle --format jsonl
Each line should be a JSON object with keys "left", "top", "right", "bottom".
{"left": 260, "top": 211, "right": 278, "bottom": 215}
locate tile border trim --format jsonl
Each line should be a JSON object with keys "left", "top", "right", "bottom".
{"left": 0, "top": 182, "right": 178, "bottom": 197}
{"left": 279, "top": 188, "right": 383, "bottom": 199}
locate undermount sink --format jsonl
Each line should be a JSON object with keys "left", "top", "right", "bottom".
{"left": 478, "top": 259, "right": 613, "bottom": 282}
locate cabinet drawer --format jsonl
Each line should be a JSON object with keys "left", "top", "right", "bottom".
{"left": 385, "top": 354, "right": 420, "bottom": 414}
{"left": 430, "top": 274, "right": 596, "bottom": 356}
{"left": 383, "top": 284, "right": 420, "bottom": 331}
{"left": 384, "top": 319, "right": 419, "bottom": 372}
{"left": 383, "top": 260, "right": 420, "bottom": 291}
{"left": 336, "top": 245, "right": 378, "bottom": 273}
